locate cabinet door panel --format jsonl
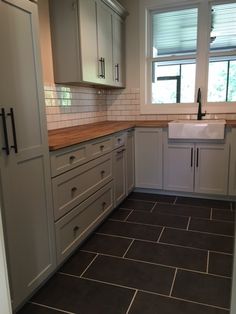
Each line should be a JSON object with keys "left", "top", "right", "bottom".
{"left": 113, "top": 148, "right": 126, "bottom": 206}
{"left": 195, "top": 144, "right": 229, "bottom": 195}
{"left": 112, "top": 14, "right": 124, "bottom": 87}
{"left": 126, "top": 130, "right": 135, "bottom": 194}
{"left": 135, "top": 128, "right": 163, "bottom": 189}
{"left": 164, "top": 143, "right": 194, "bottom": 192}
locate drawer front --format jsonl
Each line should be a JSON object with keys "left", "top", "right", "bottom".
{"left": 50, "top": 144, "right": 88, "bottom": 177}
{"left": 55, "top": 182, "right": 114, "bottom": 264}
{"left": 52, "top": 153, "right": 113, "bottom": 220}
{"left": 88, "top": 136, "right": 113, "bottom": 159}
{"left": 114, "top": 132, "right": 126, "bottom": 148}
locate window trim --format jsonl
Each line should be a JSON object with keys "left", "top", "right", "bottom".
{"left": 139, "top": 0, "right": 236, "bottom": 115}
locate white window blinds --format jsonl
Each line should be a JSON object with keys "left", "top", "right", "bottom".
{"left": 152, "top": 8, "right": 198, "bottom": 57}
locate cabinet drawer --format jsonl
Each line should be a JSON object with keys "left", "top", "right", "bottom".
{"left": 88, "top": 136, "right": 113, "bottom": 159}
{"left": 52, "top": 153, "right": 113, "bottom": 220}
{"left": 55, "top": 181, "right": 114, "bottom": 264}
{"left": 50, "top": 143, "right": 88, "bottom": 177}
{"left": 114, "top": 132, "right": 126, "bottom": 148}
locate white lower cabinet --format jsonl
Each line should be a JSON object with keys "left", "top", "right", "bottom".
{"left": 55, "top": 182, "right": 113, "bottom": 263}
{"left": 113, "top": 146, "right": 127, "bottom": 207}
{"left": 126, "top": 129, "right": 135, "bottom": 194}
{"left": 135, "top": 128, "right": 163, "bottom": 189}
{"left": 163, "top": 132, "right": 230, "bottom": 195}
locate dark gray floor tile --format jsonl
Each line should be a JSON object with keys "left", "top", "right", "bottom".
{"left": 176, "top": 197, "right": 231, "bottom": 209}
{"left": 32, "top": 273, "right": 134, "bottom": 314}
{"left": 189, "top": 218, "right": 234, "bottom": 236}
{"left": 212, "top": 209, "right": 235, "bottom": 222}
{"left": 83, "top": 255, "right": 175, "bottom": 295}
{"left": 109, "top": 208, "right": 132, "bottom": 221}
{"left": 129, "top": 192, "right": 176, "bottom": 203}
{"left": 17, "top": 303, "right": 62, "bottom": 314}
{"left": 120, "top": 199, "right": 155, "bottom": 211}
{"left": 81, "top": 234, "right": 132, "bottom": 256}
{"left": 129, "top": 291, "right": 229, "bottom": 314}
{"left": 127, "top": 211, "right": 188, "bottom": 229}
{"left": 126, "top": 240, "right": 207, "bottom": 271}
{"left": 59, "top": 251, "right": 96, "bottom": 276}
{"left": 154, "top": 202, "right": 211, "bottom": 219}
{"left": 97, "top": 220, "right": 162, "bottom": 241}
{"left": 172, "top": 270, "right": 232, "bottom": 308}
{"left": 160, "top": 228, "right": 234, "bottom": 253}
{"left": 209, "top": 252, "right": 233, "bottom": 277}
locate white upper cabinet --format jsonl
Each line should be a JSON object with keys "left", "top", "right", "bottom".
{"left": 49, "top": 0, "right": 127, "bottom": 87}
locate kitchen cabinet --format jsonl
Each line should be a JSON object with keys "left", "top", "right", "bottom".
{"left": 163, "top": 132, "right": 230, "bottom": 195}
{"left": 113, "top": 146, "right": 126, "bottom": 206}
{"left": 135, "top": 128, "right": 163, "bottom": 189}
{"left": 228, "top": 128, "right": 236, "bottom": 196}
{"left": 126, "top": 129, "right": 135, "bottom": 194}
{"left": 49, "top": 0, "right": 127, "bottom": 87}
{"left": 0, "top": 0, "right": 55, "bottom": 309}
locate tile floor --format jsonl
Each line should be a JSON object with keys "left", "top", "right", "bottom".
{"left": 18, "top": 192, "right": 235, "bottom": 314}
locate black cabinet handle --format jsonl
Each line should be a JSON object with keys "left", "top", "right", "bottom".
{"left": 115, "top": 64, "right": 119, "bottom": 82}
{"left": 7, "top": 108, "right": 18, "bottom": 153}
{"left": 69, "top": 155, "right": 76, "bottom": 163}
{"left": 103, "top": 58, "right": 106, "bottom": 79}
{"left": 99, "top": 58, "right": 104, "bottom": 78}
{"left": 191, "top": 148, "right": 193, "bottom": 167}
{"left": 0, "top": 108, "right": 10, "bottom": 155}
{"left": 196, "top": 148, "right": 199, "bottom": 168}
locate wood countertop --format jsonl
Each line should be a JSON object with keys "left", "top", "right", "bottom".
{"left": 48, "top": 120, "right": 236, "bottom": 151}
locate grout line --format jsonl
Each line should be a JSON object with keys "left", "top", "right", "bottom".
{"left": 125, "top": 209, "right": 134, "bottom": 221}
{"left": 150, "top": 202, "right": 157, "bottom": 213}
{"left": 128, "top": 198, "right": 156, "bottom": 204}
{"left": 206, "top": 251, "right": 210, "bottom": 273}
{"left": 173, "top": 197, "right": 178, "bottom": 205}
{"left": 210, "top": 208, "right": 213, "bottom": 220}
{"left": 157, "top": 227, "right": 165, "bottom": 243}
{"left": 79, "top": 249, "right": 232, "bottom": 279}
{"left": 95, "top": 232, "right": 157, "bottom": 243}
{"left": 186, "top": 217, "right": 191, "bottom": 230}
{"left": 30, "top": 302, "right": 75, "bottom": 314}
{"left": 126, "top": 290, "right": 138, "bottom": 314}
{"left": 123, "top": 239, "right": 135, "bottom": 258}
{"left": 169, "top": 268, "right": 178, "bottom": 296}
{"left": 79, "top": 254, "right": 99, "bottom": 277}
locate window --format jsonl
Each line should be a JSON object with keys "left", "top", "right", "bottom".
{"left": 140, "top": 0, "right": 236, "bottom": 114}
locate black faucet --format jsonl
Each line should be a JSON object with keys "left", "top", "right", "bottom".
{"left": 197, "top": 88, "right": 206, "bottom": 120}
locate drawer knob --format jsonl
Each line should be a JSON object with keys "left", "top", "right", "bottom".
{"left": 117, "top": 138, "right": 121, "bottom": 142}
{"left": 73, "top": 225, "right": 79, "bottom": 235}
{"left": 102, "top": 202, "right": 107, "bottom": 210}
{"left": 101, "top": 170, "right": 105, "bottom": 177}
{"left": 100, "top": 145, "right": 104, "bottom": 151}
{"left": 69, "top": 155, "right": 76, "bottom": 163}
{"left": 71, "top": 187, "right": 77, "bottom": 195}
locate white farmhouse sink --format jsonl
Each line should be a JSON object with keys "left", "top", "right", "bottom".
{"left": 168, "top": 120, "right": 226, "bottom": 140}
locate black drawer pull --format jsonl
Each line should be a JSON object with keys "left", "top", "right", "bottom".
{"left": 100, "top": 145, "right": 104, "bottom": 151}
{"left": 102, "top": 202, "right": 107, "bottom": 210}
{"left": 7, "top": 108, "right": 18, "bottom": 153}
{"left": 0, "top": 108, "right": 10, "bottom": 155}
{"left": 71, "top": 187, "right": 77, "bottom": 195}
{"left": 69, "top": 155, "right": 76, "bottom": 163}
{"left": 73, "top": 225, "right": 79, "bottom": 235}
{"left": 101, "top": 170, "right": 105, "bottom": 177}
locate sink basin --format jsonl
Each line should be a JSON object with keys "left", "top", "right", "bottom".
{"left": 168, "top": 120, "right": 226, "bottom": 140}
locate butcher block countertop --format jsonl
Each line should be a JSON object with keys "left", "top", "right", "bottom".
{"left": 48, "top": 120, "right": 236, "bottom": 151}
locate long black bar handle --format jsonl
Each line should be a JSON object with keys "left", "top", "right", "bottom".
{"left": 7, "top": 108, "right": 18, "bottom": 153}
{"left": 190, "top": 148, "right": 193, "bottom": 167}
{"left": 0, "top": 108, "right": 10, "bottom": 155}
{"left": 115, "top": 64, "right": 120, "bottom": 82}
{"left": 103, "top": 58, "right": 106, "bottom": 79}
{"left": 99, "top": 58, "right": 104, "bottom": 78}
{"left": 196, "top": 148, "right": 199, "bottom": 168}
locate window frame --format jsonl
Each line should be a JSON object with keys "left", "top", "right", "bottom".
{"left": 139, "top": 0, "right": 236, "bottom": 115}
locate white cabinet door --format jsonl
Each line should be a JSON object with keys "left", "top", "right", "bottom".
{"left": 0, "top": 0, "right": 55, "bottom": 309}
{"left": 135, "top": 128, "right": 163, "bottom": 189}
{"left": 96, "top": 0, "right": 113, "bottom": 85}
{"left": 195, "top": 144, "right": 229, "bottom": 195}
{"left": 113, "top": 147, "right": 126, "bottom": 206}
{"left": 126, "top": 130, "right": 135, "bottom": 194}
{"left": 112, "top": 13, "right": 125, "bottom": 87}
{"left": 164, "top": 143, "right": 194, "bottom": 192}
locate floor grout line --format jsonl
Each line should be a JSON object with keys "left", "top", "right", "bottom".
{"left": 186, "top": 217, "right": 191, "bottom": 230}
{"left": 126, "top": 289, "right": 138, "bottom": 314}
{"left": 206, "top": 251, "right": 210, "bottom": 273}
{"left": 150, "top": 202, "right": 157, "bottom": 213}
{"left": 157, "top": 227, "right": 165, "bottom": 243}
{"left": 95, "top": 232, "right": 157, "bottom": 243}
{"left": 29, "top": 302, "right": 75, "bottom": 314}
{"left": 79, "top": 249, "right": 232, "bottom": 279}
{"left": 123, "top": 239, "right": 135, "bottom": 258}
{"left": 79, "top": 254, "right": 99, "bottom": 277}
{"left": 124, "top": 209, "right": 134, "bottom": 221}
{"left": 127, "top": 198, "right": 157, "bottom": 204}
{"left": 169, "top": 268, "right": 178, "bottom": 296}
{"left": 210, "top": 208, "right": 213, "bottom": 220}
{"left": 173, "top": 196, "right": 178, "bottom": 205}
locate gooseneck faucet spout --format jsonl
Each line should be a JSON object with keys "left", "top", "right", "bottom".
{"left": 197, "top": 88, "right": 206, "bottom": 120}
